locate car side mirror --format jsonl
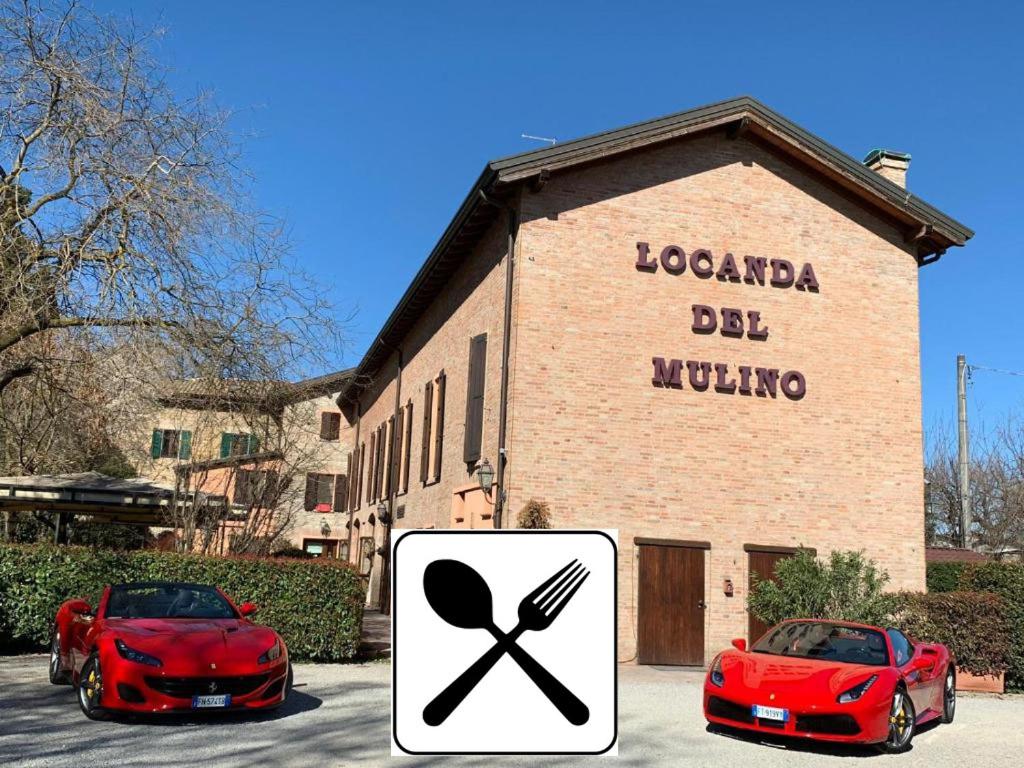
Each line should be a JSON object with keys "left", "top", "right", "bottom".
{"left": 239, "top": 602, "right": 258, "bottom": 617}
{"left": 68, "top": 599, "right": 93, "bottom": 616}
{"left": 911, "top": 655, "right": 935, "bottom": 672}
{"left": 731, "top": 638, "right": 747, "bottom": 652}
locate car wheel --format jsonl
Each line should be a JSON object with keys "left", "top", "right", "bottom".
{"left": 877, "top": 688, "right": 915, "bottom": 753}
{"left": 76, "top": 653, "right": 109, "bottom": 721}
{"left": 941, "top": 667, "right": 956, "bottom": 724}
{"left": 48, "top": 627, "right": 70, "bottom": 685}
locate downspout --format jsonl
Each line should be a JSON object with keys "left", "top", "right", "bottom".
{"left": 379, "top": 345, "right": 402, "bottom": 614}
{"left": 478, "top": 187, "right": 519, "bottom": 529}
{"left": 347, "top": 402, "right": 361, "bottom": 563}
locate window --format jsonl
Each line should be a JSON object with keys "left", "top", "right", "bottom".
{"left": 234, "top": 469, "right": 279, "bottom": 507}
{"left": 302, "top": 538, "right": 339, "bottom": 559}
{"left": 221, "top": 433, "right": 258, "bottom": 458}
{"left": 303, "top": 473, "right": 346, "bottom": 512}
{"left": 320, "top": 412, "right": 341, "bottom": 441}
{"left": 151, "top": 429, "right": 191, "bottom": 460}
{"left": 402, "top": 400, "right": 413, "bottom": 493}
{"left": 887, "top": 629, "right": 914, "bottom": 667}
{"left": 420, "top": 370, "right": 446, "bottom": 484}
{"left": 464, "top": 333, "right": 487, "bottom": 464}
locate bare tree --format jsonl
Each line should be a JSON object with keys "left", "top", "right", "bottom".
{"left": 0, "top": 0, "right": 338, "bottom": 413}
{"left": 926, "top": 415, "right": 1024, "bottom": 556}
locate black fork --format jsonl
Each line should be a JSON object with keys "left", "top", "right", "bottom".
{"left": 423, "top": 560, "right": 591, "bottom": 726}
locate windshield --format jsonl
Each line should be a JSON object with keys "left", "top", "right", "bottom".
{"left": 752, "top": 621, "right": 889, "bottom": 666}
{"left": 105, "top": 584, "right": 237, "bottom": 619}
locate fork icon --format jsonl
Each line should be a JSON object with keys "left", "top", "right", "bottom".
{"left": 422, "top": 559, "right": 591, "bottom": 726}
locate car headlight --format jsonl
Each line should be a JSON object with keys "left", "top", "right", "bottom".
{"left": 837, "top": 675, "right": 878, "bottom": 703}
{"left": 258, "top": 640, "right": 281, "bottom": 664}
{"left": 114, "top": 639, "right": 162, "bottom": 667}
{"left": 709, "top": 654, "right": 725, "bottom": 687}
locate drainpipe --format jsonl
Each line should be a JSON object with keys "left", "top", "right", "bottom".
{"left": 379, "top": 345, "right": 402, "bottom": 614}
{"left": 347, "top": 402, "right": 361, "bottom": 563}
{"left": 478, "top": 188, "right": 519, "bottom": 529}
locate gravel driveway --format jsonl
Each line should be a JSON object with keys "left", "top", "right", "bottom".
{"left": 0, "top": 655, "right": 1019, "bottom": 767}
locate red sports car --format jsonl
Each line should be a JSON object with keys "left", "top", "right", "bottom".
{"left": 703, "top": 619, "right": 955, "bottom": 753}
{"left": 49, "top": 581, "right": 291, "bottom": 719}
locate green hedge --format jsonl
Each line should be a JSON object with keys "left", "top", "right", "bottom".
{"left": 895, "top": 591, "right": 1009, "bottom": 678}
{"left": 958, "top": 562, "right": 1024, "bottom": 690}
{"left": 0, "top": 543, "right": 365, "bottom": 662}
{"left": 926, "top": 562, "right": 967, "bottom": 593}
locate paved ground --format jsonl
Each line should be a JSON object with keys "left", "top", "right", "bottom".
{"left": 0, "top": 656, "right": 1020, "bottom": 767}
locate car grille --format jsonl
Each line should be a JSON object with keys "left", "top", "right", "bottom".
{"left": 144, "top": 674, "right": 270, "bottom": 699}
{"left": 795, "top": 714, "right": 861, "bottom": 736}
{"left": 707, "top": 696, "right": 755, "bottom": 725}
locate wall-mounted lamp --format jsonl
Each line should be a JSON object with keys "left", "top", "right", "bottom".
{"left": 723, "top": 579, "right": 734, "bottom": 597}
{"left": 377, "top": 501, "right": 392, "bottom": 525}
{"left": 320, "top": 520, "right": 331, "bottom": 537}
{"left": 476, "top": 458, "right": 495, "bottom": 493}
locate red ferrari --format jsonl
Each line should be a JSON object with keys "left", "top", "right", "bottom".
{"left": 703, "top": 619, "right": 955, "bottom": 753}
{"left": 49, "top": 581, "right": 291, "bottom": 719}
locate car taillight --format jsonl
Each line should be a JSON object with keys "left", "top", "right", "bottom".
{"left": 837, "top": 675, "right": 878, "bottom": 703}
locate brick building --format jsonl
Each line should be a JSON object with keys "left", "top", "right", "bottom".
{"left": 346, "top": 98, "right": 971, "bottom": 663}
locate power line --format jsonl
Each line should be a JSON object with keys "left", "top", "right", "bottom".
{"left": 968, "top": 363, "right": 1024, "bottom": 379}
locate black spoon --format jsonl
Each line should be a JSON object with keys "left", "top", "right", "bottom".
{"left": 422, "top": 559, "right": 589, "bottom": 726}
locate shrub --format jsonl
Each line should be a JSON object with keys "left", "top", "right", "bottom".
{"left": 747, "top": 549, "right": 896, "bottom": 627}
{"left": 958, "top": 562, "right": 1024, "bottom": 690}
{"left": 517, "top": 499, "right": 552, "bottom": 529}
{"left": 273, "top": 547, "right": 315, "bottom": 559}
{"left": 926, "top": 561, "right": 967, "bottom": 593}
{"left": 894, "top": 591, "right": 1009, "bottom": 677}
{"left": 0, "top": 543, "right": 365, "bottom": 662}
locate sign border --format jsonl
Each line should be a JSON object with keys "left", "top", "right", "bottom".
{"left": 391, "top": 529, "right": 619, "bottom": 756}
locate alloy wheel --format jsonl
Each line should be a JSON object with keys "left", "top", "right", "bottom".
{"left": 78, "top": 657, "right": 102, "bottom": 714}
{"left": 883, "top": 690, "right": 915, "bottom": 752}
{"left": 943, "top": 669, "right": 956, "bottom": 723}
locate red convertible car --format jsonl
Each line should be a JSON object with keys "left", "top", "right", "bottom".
{"left": 704, "top": 619, "right": 955, "bottom": 753}
{"left": 49, "top": 581, "right": 291, "bottom": 719}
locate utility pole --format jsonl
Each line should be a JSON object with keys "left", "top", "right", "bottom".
{"left": 957, "top": 354, "right": 972, "bottom": 549}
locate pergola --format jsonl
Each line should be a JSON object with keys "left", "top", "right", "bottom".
{"left": 0, "top": 472, "right": 225, "bottom": 540}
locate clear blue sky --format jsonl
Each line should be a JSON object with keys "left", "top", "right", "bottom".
{"left": 95, "top": 0, "right": 1023, "bottom": 437}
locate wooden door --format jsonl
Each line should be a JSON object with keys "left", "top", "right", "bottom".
{"left": 748, "top": 550, "right": 793, "bottom": 643}
{"left": 637, "top": 543, "right": 705, "bottom": 665}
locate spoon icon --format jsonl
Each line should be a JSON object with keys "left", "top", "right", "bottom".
{"left": 422, "top": 558, "right": 589, "bottom": 726}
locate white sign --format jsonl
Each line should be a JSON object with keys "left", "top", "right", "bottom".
{"left": 391, "top": 529, "right": 617, "bottom": 755}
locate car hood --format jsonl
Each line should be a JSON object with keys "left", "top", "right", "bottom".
{"left": 721, "top": 650, "right": 883, "bottom": 698}
{"left": 106, "top": 618, "right": 278, "bottom": 662}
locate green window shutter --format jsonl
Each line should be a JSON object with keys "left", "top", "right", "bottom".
{"left": 178, "top": 431, "right": 192, "bottom": 460}
{"left": 248, "top": 434, "right": 260, "bottom": 454}
{"left": 150, "top": 429, "right": 163, "bottom": 459}
{"left": 220, "top": 433, "right": 232, "bottom": 458}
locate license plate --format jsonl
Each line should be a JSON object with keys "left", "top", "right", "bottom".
{"left": 192, "top": 694, "right": 231, "bottom": 709}
{"left": 752, "top": 704, "right": 789, "bottom": 721}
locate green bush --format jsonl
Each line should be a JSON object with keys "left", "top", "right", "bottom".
{"left": 926, "top": 562, "right": 967, "bottom": 593}
{"left": 747, "top": 549, "right": 896, "bottom": 627}
{"left": 958, "top": 562, "right": 1024, "bottom": 690}
{"left": 0, "top": 543, "right": 365, "bottom": 662}
{"left": 894, "top": 591, "right": 1009, "bottom": 677}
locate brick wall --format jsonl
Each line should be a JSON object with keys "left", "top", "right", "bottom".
{"left": 507, "top": 132, "right": 926, "bottom": 662}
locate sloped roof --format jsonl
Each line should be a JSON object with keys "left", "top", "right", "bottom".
{"left": 159, "top": 368, "right": 354, "bottom": 411}
{"left": 925, "top": 546, "right": 990, "bottom": 563}
{"left": 337, "top": 96, "right": 972, "bottom": 405}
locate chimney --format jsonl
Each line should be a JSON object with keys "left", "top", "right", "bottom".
{"left": 863, "top": 149, "right": 911, "bottom": 188}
